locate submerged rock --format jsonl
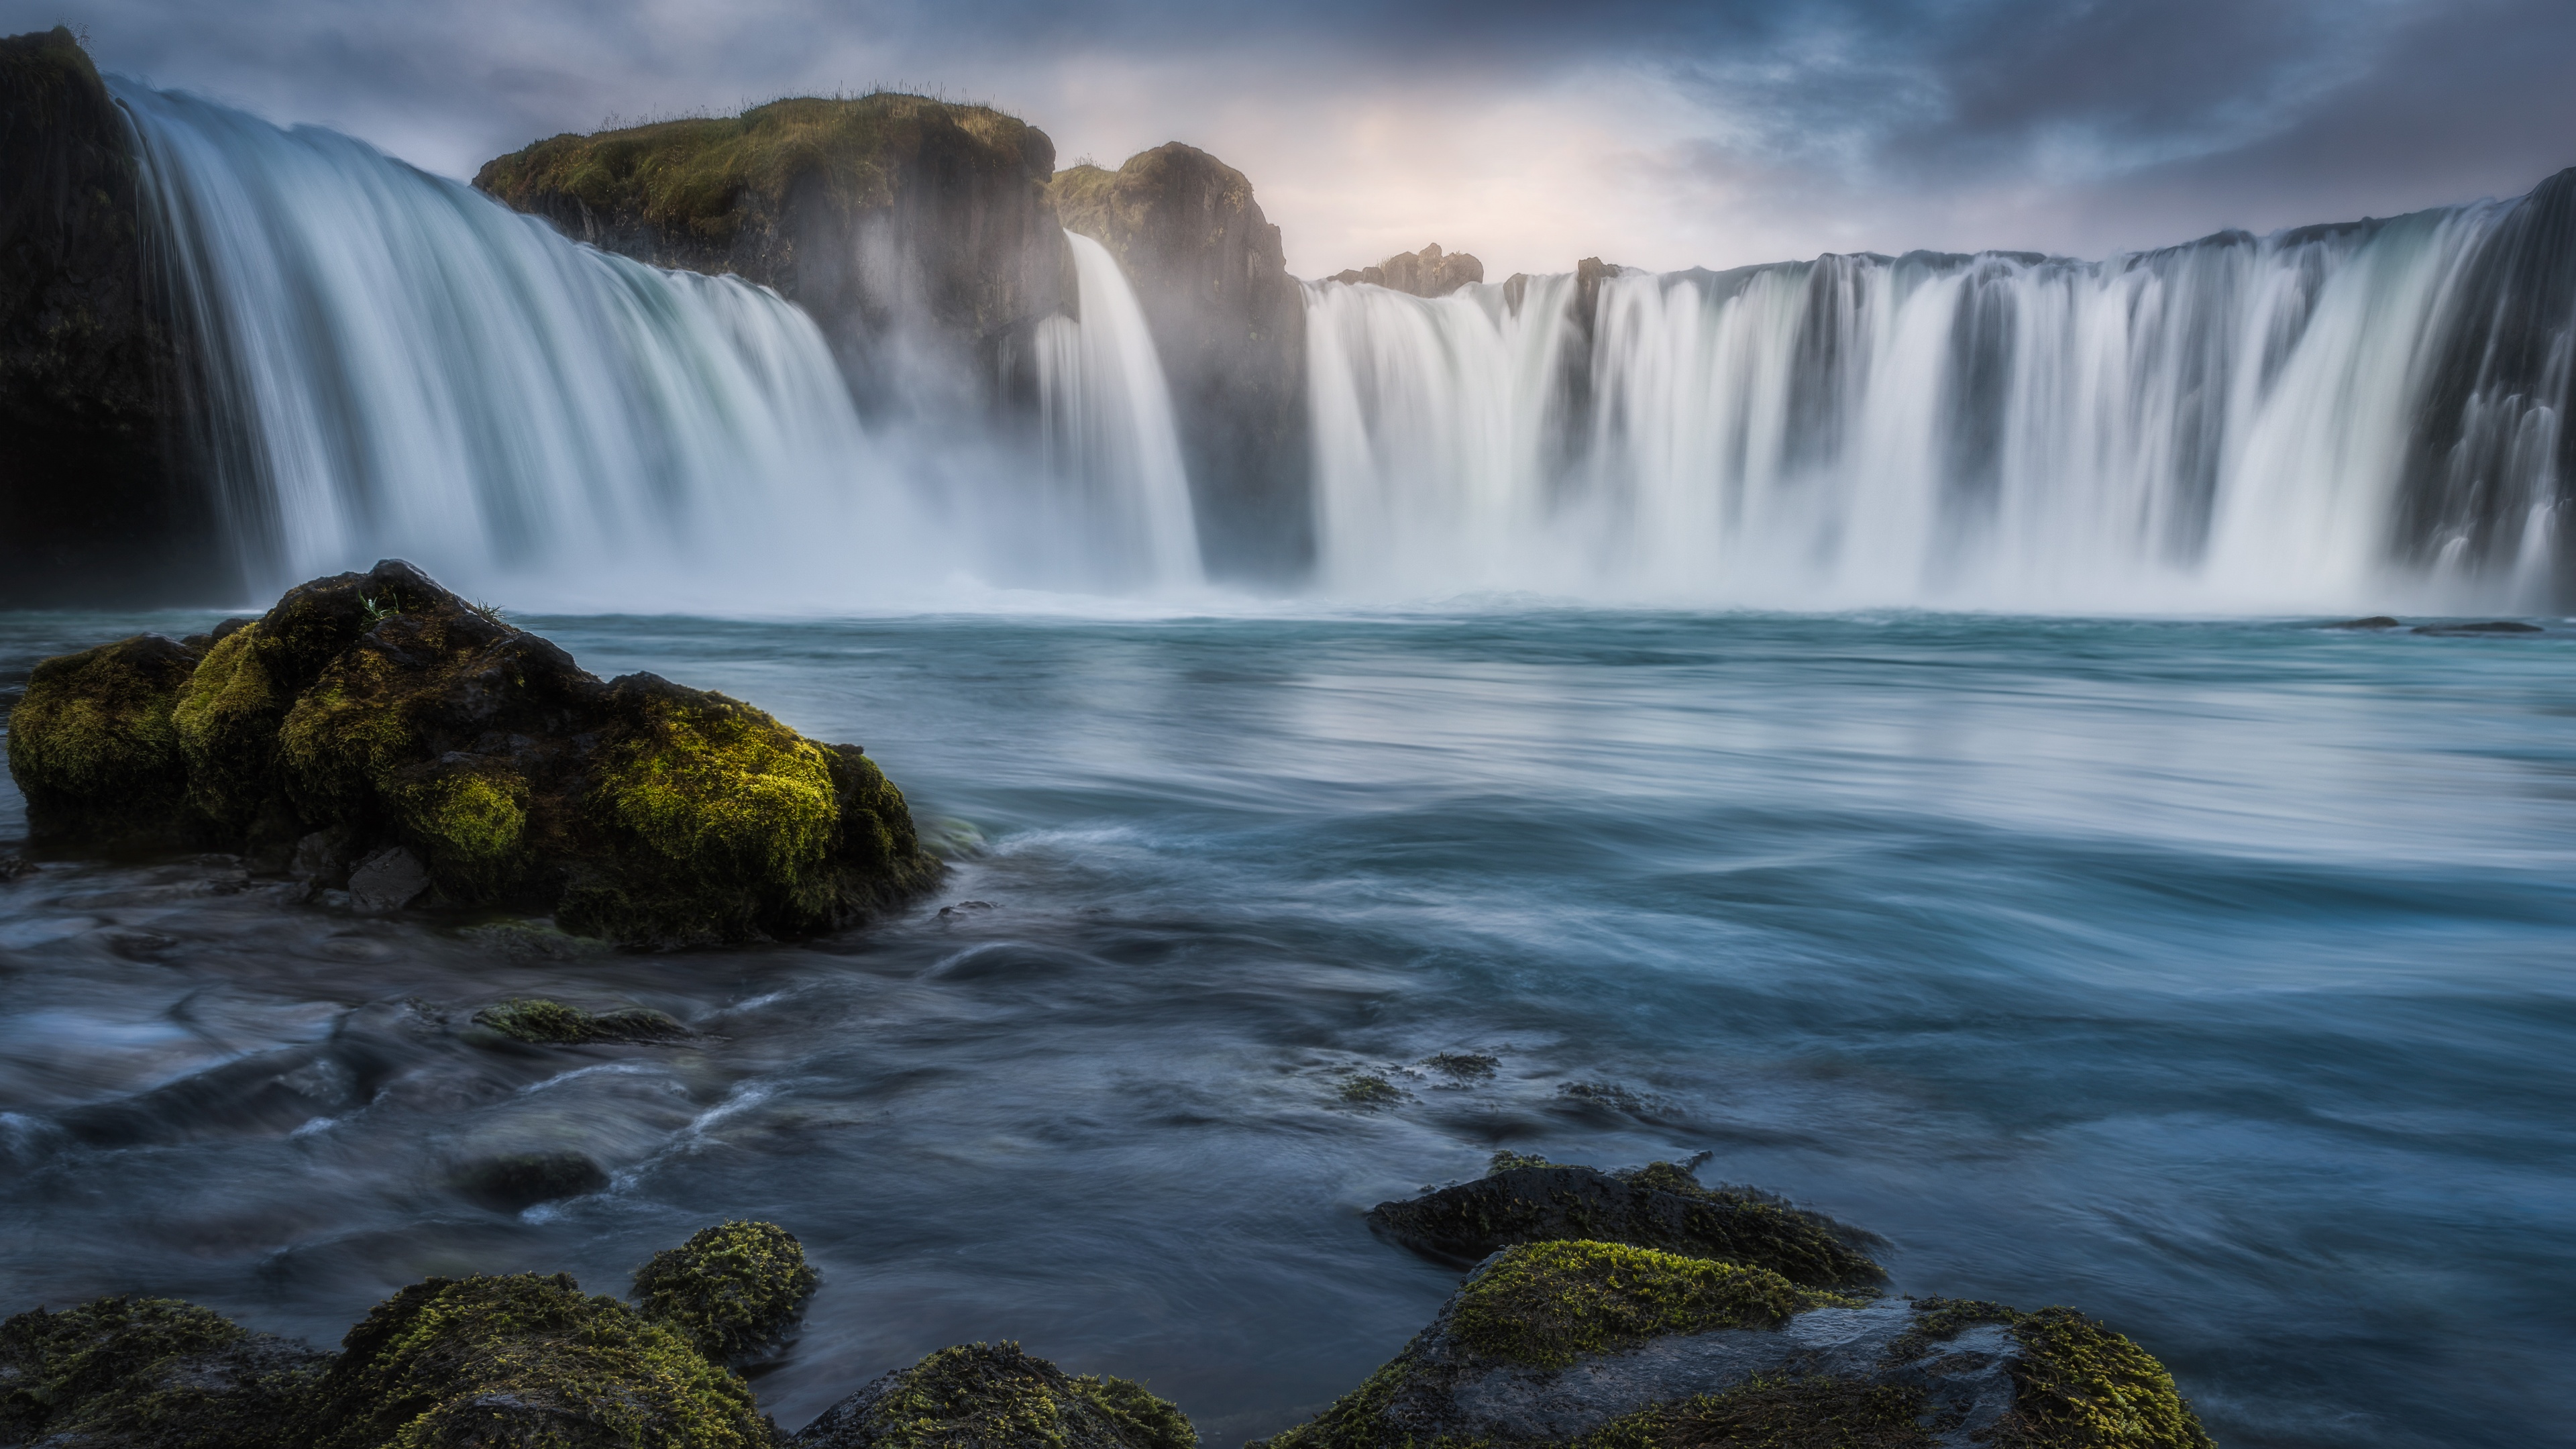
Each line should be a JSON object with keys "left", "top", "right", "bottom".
{"left": 473, "top": 996, "right": 689, "bottom": 1045}
{"left": 794, "top": 1340, "right": 1193, "bottom": 1449}
{"left": 1252, "top": 1242, "right": 2210, "bottom": 1449}
{"left": 451, "top": 1150, "right": 610, "bottom": 1211}
{"left": 2412, "top": 620, "right": 2544, "bottom": 635}
{"left": 303, "top": 1272, "right": 767, "bottom": 1449}
{"left": 3, "top": 559, "right": 941, "bottom": 945}
{"left": 2326, "top": 616, "right": 2402, "bottom": 629}
{"left": 1369, "top": 1158, "right": 1883, "bottom": 1290}
{"left": 0, "top": 1294, "right": 330, "bottom": 1448}
{"left": 631, "top": 1220, "right": 820, "bottom": 1365}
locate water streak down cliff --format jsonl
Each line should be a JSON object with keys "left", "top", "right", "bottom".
{"left": 1310, "top": 178, "right": 2576, "bottom": 609}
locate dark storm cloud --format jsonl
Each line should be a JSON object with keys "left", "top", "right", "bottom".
{"left": 7, "top": 0, "right": 2567, "bottom": 269}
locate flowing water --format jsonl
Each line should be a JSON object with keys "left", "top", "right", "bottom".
{"left": 3, "top": 608, "right": 2571, "bottom": 1449}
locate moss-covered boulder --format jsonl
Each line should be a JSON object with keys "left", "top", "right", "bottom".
{"left": 0, "top": 28, "right": 229, "bottom": 607}
{"left": 0, "top": 1294, "right": 330, "bottom": 1448}
{"left": 1251, "top": 1244, "right": 2210, "bottom": 1449}
{"left": 476, "top": 95, "right": 1071, "bottom": 422}
{"left": 1048, "top": 144, "right": 1309, "bottom": 584}
{"left": 4, "top": 558, "right": 940, "bottom": 945}
{"left": 301, "top": 1272, "right": 769, "bottom": 1449}
{"left": 1367, "top": 1158, "right": 1883, "bottom": 1290}
{"left": 792, "top": 1341, "right": 1192, "bottom": 1449}
{"left": 632, "top": 1221, "right": 820, "bottom": 1365}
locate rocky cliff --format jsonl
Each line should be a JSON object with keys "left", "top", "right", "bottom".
{"left": 0, "top": 27, "right": 223, "bottom": 606}
{"left": 476, "top": 94, "right": 1075, "bottom": 423}
{"left": 1330, "top": 242, "right": 1485, "bottom": 298}
{"left": 1051, "top": 144, "right": 1312, "bottom": 584}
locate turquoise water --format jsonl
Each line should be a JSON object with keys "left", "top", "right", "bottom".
{"left": 2, "top": 609, "right": 2570, "bottom": 1447}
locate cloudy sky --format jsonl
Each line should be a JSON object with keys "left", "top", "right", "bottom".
{"left": 18, "top": 0, "right": 2575, "bottom": 276}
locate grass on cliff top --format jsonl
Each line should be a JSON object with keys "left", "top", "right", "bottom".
{"left": 475, "top": 92, "right": 1035, "bottom": 241}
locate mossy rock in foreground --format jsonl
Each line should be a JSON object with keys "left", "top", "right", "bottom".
{"left": 633, "top": 1220, "right": 820, "bottom": 1364}
{"left": 0, "top": 1294, "right": 331, "bottom": 1449}
{"left": 302, "top": 1272, "right": 769, "bottom": 1449}
{"left": 793, "top": 1341, "right": 1193, "bottom": 1449}
{"left": 1367, "top": 1157, "right": 1883, "bottom": 1289}
{"left": 3, "top": 559, "right": 941, "bottom": 945}
{"left": 1253, "top": 1244, "right": 2211, "bottom": 1449}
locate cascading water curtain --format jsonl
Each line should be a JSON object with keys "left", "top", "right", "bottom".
{"left": 113, "top": 78, "right": 898, "bottom": 608}
{"left": 1307, "top": 174, "right": 2576, "bottom": 610}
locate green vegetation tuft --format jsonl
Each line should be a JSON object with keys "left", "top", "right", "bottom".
{"left": 1485, "top": 1149, "right": 1551, "bottom": 1175}
{"left": 474, "top": 997, "right": 593, "bottom": 1044}
{"left": 4, "top": 635, "right": 197, "bottom": 836}
{"left": 476, "top": 93, "right": 1041, "bottom": 248}
{"left": 1572, "top": 1374, "right": 1932, "bottom": 1449}
{"left": 303, "top": 1271, "right": 766, "bottom": 1449}
{"left": 1448, "top": 1240, "right": 1848, "bottom": 1371}
{"left": 630, "top": 1220, "right": 819, "bottom": 1364}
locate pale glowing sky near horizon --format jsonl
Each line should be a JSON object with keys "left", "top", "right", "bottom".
{"left": 14, "top": 0, "right": 2575, "bottom": 278}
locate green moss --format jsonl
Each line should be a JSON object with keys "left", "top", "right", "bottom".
{"left": 474, "top": 998, "right": 593, "bottom": 1044}
{"left": 630, "top": 1221, "right": 819, "bottom": 1364}
{"left": 1340, "top": 1074, "right": 1402, "bottom": 1106}
{"left": 1425, "top": 1053, "right": 1499, "bottom": 1081}
{"left": 171, "top": 624, "right": 286, "bottom": 828}
{"left": 476, "top": 93, "right": 1040, "bottom": 248}
{"left": 1572, "top": 1375, "right": 1931, "bottom": 1449}
{"left": 304, "top": 1271, "right": 765, "bottom": 1449}
{"left": 0, "top": 1295, "right": 243, "bottom": 1438}
{"left": 1246, "top": 1352, "right": 1450, "bottom": 1449}
{"left": 1883, "top": 1297, "right": 2020, "bottom": 1364}
{"left": 1997, "top": 1307, "right": 2214, "bottom": 1449}
{"left": 3, "top": 634, "right": 198, "bottom": 837}
{"left": 1446, "top": 1241, "right": 1846, "bottom": 1371}
{"left": 822, "top": 1341, "right": 1192, "bottom": 1449}
{"left": 1485, "top": 1150, "right": 1550, "bottom": 1175}
{"left": 388, "top": 768, "right": 527, "bottom": 884}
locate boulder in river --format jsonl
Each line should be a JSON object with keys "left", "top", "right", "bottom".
{"left": 0, "top": 1294, "right": 330, "bottom": 1448}
{"left": 631, "top": 1220, "right": 821, "bottom": 1366}
{"left": 1368, "top": 1156, "right": 1884, "bottom": 1290}
{"left": 1250, "top": 1240, "right": 2212, "bottom": 1449}
{"left": 794, "top": 1340, "right": 1195, "bottom": 1449}
{"left": 2, "top": 559, "right": 941, "bottom": 945}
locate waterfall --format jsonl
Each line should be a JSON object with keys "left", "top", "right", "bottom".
{"left": 1033, "top": 234, "right": 1205, "bottom": 589}
{"left": 1307, "top": 186, "right": 2576, "bottom": 610}
{"left": 113, "top": 80, "right": 924, "bottom": 610}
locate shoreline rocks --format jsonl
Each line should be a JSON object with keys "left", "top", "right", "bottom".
{"left": 1, "top": 558, "right": 941, "bottom": 946}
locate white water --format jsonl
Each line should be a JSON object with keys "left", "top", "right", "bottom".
{"left": 112, "top": 80, "right": 1201, "bottom": 608}
{"left": 1034, "top": 235, "right": 1204, "bottom": 590}
{"left": 1308, "top": 212, "right": 2565, "bottom": 611}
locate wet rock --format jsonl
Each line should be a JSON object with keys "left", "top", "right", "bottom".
{"left": 474, "top": 996, "right": 690, "bottom": 1044}
{"left": 1, "top": 28, "right": 232, "bottom": 607}
{"left": 794, "top": 1340, "right": 1194, "bottom": 1449}
{"left": 1049, "top": 144, "right": 1311, "bottom": 584}
{"left": 0, "top": 1294, "right": 329, "bottom": 1448}
{"left": 1425, "top": 1053, "right": 1500, "bottom": 1081}
{"left": 0, "top": 855, "right": 34, "bottom": 882}
{"left": 476, "top": 97, "right": 1072, "bottom": 426}
{"left": 2412, "top": 619, "right": 2545, "bottom": 635}
{"left": 2328, "top": 615, "right": 2402, "bottom": 629}
{"left": 1251, "top": 1243, "right": 2211, "bottom": 1449}
{"left": 452, "top": 1150, "right": 610, "bottom": 1211}
{"left": 346, "top": 845, "right": 429, "bottom": 914}
{"left": 939, "top": 899, "right": 997, "bottom": 918}
{"left": 2, "top": 558, "right": 941, "bottom": 945}
{"left": 290, "top": 823, "right": 354, "bottom": 885}
{"left": 1368, "top": 1157, "right": 1882, "bottom": 1290}
{"left": 302, "top": 1271, "right": 765, "bottom": 1449}
{"left": 1338, "top": 1073, "right": 1404, "bottom": 1108}
{"left": 631, "top": 1220, "right": 820, "bottom": 1364}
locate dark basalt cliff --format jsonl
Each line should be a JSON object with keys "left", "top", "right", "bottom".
{"left": 1330, "top": 242, "right": 1485, "bottom": 298}
{"left": 476, "top": 94, "right": 1075, "bottom": 423}
{"left": 1051, "top": 144, "right": 1313, "bottom": 584}
{"left": 0, "top": 27, "right": 221, "bottom": 606}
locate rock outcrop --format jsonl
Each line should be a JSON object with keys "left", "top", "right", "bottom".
{"left": 1369, "top": 1157, "right": 1884, "bottom": 1290}
{"left": 2, "top": 558, "right": 940, "bottom": 945}
{"left": 0, "top": 27, "right": 224, "bottom": 607}
{"left": 794, "top": 1341, "right": 1195, "bottom": 1449}
{"left": 0, "top": 1294, "right": 331, "bottom": 1448}
{"left": 1049, "top": 144, "right": 1311, "bottom": 584}
{"left": 1328, "top": 243, "right": 1485, "bottom": 299}
{"left": 1252, "top": 1240, "right": 2213, "bottom": 1449}
{"left": 476, "top": 95, "right": 1075, "bottom": 423}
